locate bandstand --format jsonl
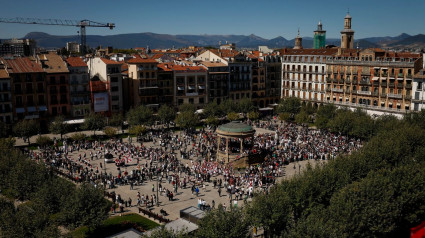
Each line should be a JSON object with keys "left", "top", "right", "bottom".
{"left": 216, "top": 121, "right": 256, "bottom": 165}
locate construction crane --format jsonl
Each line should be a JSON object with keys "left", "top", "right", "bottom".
{"left": 0, "top": 17, "right": 115, "bottom": 55}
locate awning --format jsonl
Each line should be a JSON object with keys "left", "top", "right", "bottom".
{"left": 64, "top": 119, "right": 85, "bottom": 125}
{"left": 372, "top": 77, "right": 379, "bottom": 81}
{"left": 397, "top": 103, "right": 401, "bottom": 106}
{"left": 198, "top": 85, "right": 205, "bottom": 89}
{"left": 27, "top": 107, "right": 36, "bottom": 112}
{"left": 195, "top": 109, "right": 204, "bottom": 114}
{"left": 259, "top": 107, "right": 273, "bottom": 111}
{"left": 16, "top": 108, "right": 25, "bottom": 113}
{"left": 177, "top": 87, "right": 184, "bottom": 90}
{"left": 39, "top": 106, "right": 48, "bottom": 111}
{"left": 188, "top": 86, "right": 195, "bottom": 90}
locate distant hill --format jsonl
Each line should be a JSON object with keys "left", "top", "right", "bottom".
{"left": 16, "top": 32, "right": 425, "bottom": 50}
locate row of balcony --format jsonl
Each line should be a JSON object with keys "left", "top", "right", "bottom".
{"left": 327, "top": 89, "right": 412, "bottom": 100}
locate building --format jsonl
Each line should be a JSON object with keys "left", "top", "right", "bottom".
{"left": 88, "top": 57, "right": 124, "bottom": 113}
{"left": 157, "top": 63, "right": 174, "bottom": 106}
{"left": 228, "top": 53, "right": 252, "bottom": 101}
{"left": 173, "top": 65, "right": 208, "bottom": 107}
{"left": 66, "top": 42, "right": 80, "bottom": 53}
{"left": 0, "top": 65, "right": 13, "bottom": 123}
{"left": 195, "top": 50, "right": 227, "bottom": 64}
{"left": 39, "top": 52, "right": 70, "bottom": 116}
{"left": 294, "top": 30, "right": 303, "bottom": 50}
{"left": 251, "top": 57, "right": 267, "bottom": 107}
{"left": 127, "top": 57, "right": 159, "bottom": 108}
{"left": 412, "top": 54, "right": 425, "bottom": 112}
{"left": 325, "top": 49, "right": 421, "bottom": 116}
{"left": 0, "top": 39, "right": 36, "bottom": 56}
{"left": 340, "top": 12, "right": 355, "bottom": 49}
{"left": 313, "top": 21, "right": 326, "bottom": 49}
{"left": 264, "top": 55, "right": 282, "bottom": 106}
{"left": 201, "top": 61, "right": 229, "bottom": 104}
{"left": 3, "top": 57, "right": 47, "bottom": 125}
{"left": 281, "top": 49, "right": 337, "bottom": 104}
{"left": 66, "top": 57, "right": 91, "bottom": 118}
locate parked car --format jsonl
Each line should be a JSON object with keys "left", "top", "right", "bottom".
{"left": 104, "top": 153, "right": 114, "bottom": 163}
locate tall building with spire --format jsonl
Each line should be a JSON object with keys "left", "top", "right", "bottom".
{"left": 340, "top": 11, "right": 355, "bottom": 49}
{"left": 313, "top": 21, "right": 326, "bottom": 49}
{"left": 294, "top": 29, "right": 303, "bottom": 49}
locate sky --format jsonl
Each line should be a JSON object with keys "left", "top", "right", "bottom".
{"left": 0, "top": 0, "right": 424, "bottom": 40}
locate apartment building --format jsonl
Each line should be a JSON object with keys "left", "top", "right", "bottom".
{"left": 281, "top": 48, "right": 337, "bottom": 104}
{"left": 88, "top": 57, "right": 123, "bottom": 113}
{"left": 157, "top": 63, "right": 174, "bottom": 106}
{"left": 39, "top": 52, "right": 70, "bottom": 116}
{"left": 228, "top": 54, "right": 252, "bottom": 101}
{"left": 127, "top": 57, "right": 159, "bottom": 108}
{"left": 3, "top": 57, "right": 47, "bottom": 124}
{"left": 66, "top": 57, "right": 91, "bottom": 118}
{"left": 0, "top": 66, "right": 12, "bottom": 123}
{"left": 264, "top": 55, "right": 282, "bottom": 105}
{"left": 251, "top": 58, "right": 267, "bottom": 107}
{"left": 173, "top": 65, "right": 208, "bottom": 107}
{"left": 200, "top": 61, "right": 229, "bottom": 104}
{"left": 325, "top": 49, "right": 421, "bottom": 115}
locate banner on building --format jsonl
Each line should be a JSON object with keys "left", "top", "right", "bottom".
{"left": 93, "top": 92, "right": 109, "bottom": 112}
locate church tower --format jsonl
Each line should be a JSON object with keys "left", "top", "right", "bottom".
{"left": 294, "top": 29, "right": 303, "bottom": 49}
{"left": 313, "top": 21, "right": 326, "bottom": 49}
{"left": 340, "top": 11, "right": 355, "bottom": 49}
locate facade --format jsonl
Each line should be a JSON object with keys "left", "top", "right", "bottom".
{"left": 294, "top": 30, "right": 303, "bottom": 50}
{"left": 66, "top": 57, "right": 91, "bottom": 118}
{"left": 0, "top": 39, "right": 36, "bottom": 56}
{"left": 264, "top": 55, "right": 282, "bottom": 105}
{"left": 173, "top": 65, "right": 208, "bottom": 107}
{"left": 281, "top": 49, "right": 337, "bottom": 104}
{"left": 412, "top": 68, "right": 425, "bottom": 112}
{"left": 340, "top": 13, "right": 355, "bottom": 49}
{"left": 228, "top": 54, "right": 252, "bottom": 101}
{"left": 325, "top": 49, "right": 421, "bottom": 115}
{"left": 251, "top": 58, "right": 267, "bottom": 107}
{"left": 40, "top": 52, "right": 70, "bottom": 116}
{"left": 127, "top": 58, "right": 159, "bottom": 108}
{"left": 0, "top": 66, "right": 13, "bottom": 123}
{"left": 3, "top": 57, "right": 47, "bottom": 124}
{"left": 66, "top": 42, "right": 80, "bottom": 53}
{"left": 88, "top": 57, "right": 123, "bottom": 113}
{"left": 157, "top": 63, "right": 174, "bottom": 106}
{"left": 313, "top": 21, "right": 326, "bottom": 49}
{"left": 201, "top": 61, "right": 229, "bottom": 104}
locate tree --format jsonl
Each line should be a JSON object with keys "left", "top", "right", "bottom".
{"left": 0, "top": 120, "right": 9, "bottom": 138}
{"left": 205, "top": 116, "right": 220, "bottom": 127}
{"left": 179, "top": 103, "right": 197, "bottom": 113}
{"left": 237, "top": 97, "right": 255, "bottom": 114}
{"left": 13, "top": 119, "right": 39, "bottom": 145}
{"left": 35, "top": 135, "right": 53, "bottom": 149}
{"left": 108, "top": 113, "right": 124, "bottom": 128}
{"left": 278, "top": 112, "right": 291, "bottom": 122}
{"left": 295, "top": 110, "right": 310, "bottom": 124}
{"left": 49, "top": 115, "right": 69, "bottom": 139}
{"left": 196, "top": 205, "right": 249, "bottom": 238}
{"left": 227, "top": 112, "right": 239, "bottom": 121}
{"left": 315, "top": 104, "right": 337, "bottom": 129}
{"left": 247, "top": 111, "right": 260, "bottom": 121}
{"left": 277, "top": 97, "right": 301, "bottom": 115}
{"left": 70, "top": 132, "right": 86, "bottom": 142}
{"left": 126, "top": 105, "right": 153, "bottom": 126}
{"left": 203, "top": 99, "right": 221, "bottom": 118}
{"left": 63, "top": 183, "right": 109, "bottom": 230}
{"left": 103, "top": 126, "right": 117, "bottom": 138}
{"left": 175, "top": 111, "right": 199, "bottom": 130}
{"left": 128, "top": 125, "right": 146, "bottom": 137}
{"left": 82, "top": 113, "right": 106, "bottom": 136}
{"left": 158, "top": 105, "right": 176, "bottom": 125}
{"left": 219, "top": 99, "right": 236, "bottom": 116}
{"left": 142, "top": 226, "right": 189, "bottom": 238}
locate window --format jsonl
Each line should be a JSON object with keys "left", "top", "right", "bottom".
{"left": 111, "top": 77, "right": 118, "bottom": 83}
{"left": 418, "top": 82, "right": 423, "bottom": 91}
{"left": 112, "top": 95, "right": 119, "bottom": 101}
{"left": 111, "top": 86, "right": 119, "bottom": 92}
{"left": 199, "top": 98, "right": 204, "bottom": 104}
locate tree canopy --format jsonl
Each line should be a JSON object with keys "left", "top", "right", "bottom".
{"left": 126, "top": 105, "right": 154, "bottom": 126}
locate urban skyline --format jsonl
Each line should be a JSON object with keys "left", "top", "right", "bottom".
{"left": 0, "top": 0, "right": 424, "bottom": 40}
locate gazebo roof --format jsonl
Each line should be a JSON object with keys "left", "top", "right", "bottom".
{"left": 217, "top": 121, "right": 254, "bottom": 133}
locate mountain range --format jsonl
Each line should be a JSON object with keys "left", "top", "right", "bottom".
{"left": 9, "top": 32, "right": 425, "bottom": 50}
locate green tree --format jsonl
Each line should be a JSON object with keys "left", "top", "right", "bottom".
{"left": 82, "top": 113, "right": 106, "bottom": 136}
{"left": 158, "top": 104, "right": 176, "bottom": 125}
{"left": 175, "top": 111, "right": 199, "bottom": 130}
{"left": 315, "top": 104, "right": 337, "bottom": 129}
{"left": 205, "top": 115, "right": 220, "bottom": 127}
{"left": 196, "top": 205, "right": 249, "bottom": 238}
{"left": 227, "top": 112, "right": 239, "bottom": 121}
{"left": 327, "top": 109, "right": 354, "bottom": 136}
{"left": 237, "top": 97, "right": 255, "bottom": 114}
{"left": 126, "top": 105, "right": 153, "bottom": 126}
{"left": 35, "top": 135, "right": 53, "bottom": 150}
{"left": 13, "top": 119, "right": 39, "bottom": 145}
{"left": 103, "top": 126, "right": 117, "bottom": 138}
{"left": 49, "top": 115, "right": 69, "bottom": 139}
{"left": 63, "top": 183, "right": 109, "bottom": 230}
{"left": 128, "top": 125, "right": 146, "bottom": 137}
{"left": 179, "top": 103, "right": 197, "bottom": 113}
{"left": 0, "top": 120, "right": 9, "bottom": 138}
{"left": 203, "top": 99, "right": 221, "bottom": 118}
{"left": 70, "top": 132, "right": 86, "bottom": 142}
{"left": 277, "top": 97, "right": 301, "bottom": 115}
{"left": 219, "top": 99, "right": 236, "bottom": 116}
{"left": 278, "top": 112, "right": 291, "bottom": 122}
{"left": 247, "top": 111, "right": 260, "bottom": 121}
{"left": 108, "top": 113, "right": 124, "bottom": 128}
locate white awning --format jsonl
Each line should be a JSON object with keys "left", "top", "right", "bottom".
{"left": 195, "top": 109, "right": 204, "bottom": 114}
{"left": 198, "top": 85, "right": 205, "bottom": 89}
{"left": 177, "top": 87, "right": 184, "bottom": 90}
{"left": 16, "top": 108, "right": 25, "bottom": 113}
{"left": 372, "top": 77, "right": 379, "bottom": 81}
{"left": 259, "top": 107, "right": 273, "bottom": 111}
{"left": 64, "top": 119, "right": 85, "bottom": 125}
{"left": 188, "top": 86, "right": 195, "bottom": 90}
{"left": 397, "top": 103, "right": 401, "bottom": 106}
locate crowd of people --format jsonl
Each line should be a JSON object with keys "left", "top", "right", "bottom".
{"left": 25, "top": 118, "right": 362, "bottom": 217}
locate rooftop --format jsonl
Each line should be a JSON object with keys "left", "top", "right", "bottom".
{"left": 40, "top": 52, "right": 69, "bottom": 73}
{"left": 217, "top": 121, "right": 255, "bottom": 133}
{"left": 66, "top": 57, "right": 87, "bottom": 67}
{"left": 3, "top": 57, "right": 44, "bottom": 74}
{"left": 100, "top": 58, "right": 122, "bottom": 65}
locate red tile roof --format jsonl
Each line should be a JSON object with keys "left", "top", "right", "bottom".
{"left": 66, "top": 57, "right": 87, "bottom": 67}
{"left": 157, "top": 63, "right": 174, "bottom": 71}
{"left": 0, "top": 69, "right": 9, "bottom": 78}
{"left": 279, "top": 48, "right": 339, "bottom": 56}
{"left": 100, "top": 58, "right": 122, "bottom": 65}
{"left": 172, "top": 65, "right": 206, "bottom": 72}
{"left": 127, "top": 57, "right": 158, "bottom": 64}
{"left": 3, "top": 57, "right": 44, "bottom": 73}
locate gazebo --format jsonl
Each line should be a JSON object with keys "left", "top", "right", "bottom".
{"left": 216, "top": 121, "right": 256, "bottom": 163}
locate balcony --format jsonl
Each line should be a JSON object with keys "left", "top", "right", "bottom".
{"left": 357, "top": 90, "right": 372, "bottom": 96}
{"left": 0, "top": 87, "right": 11, "bottom": 92}
{"left": 405, "top": 95, "right": 412, "bottom": 100}
{"left": 380, "top": 93, "right": 387, "bottom": 98}
{"left": 372, "top": 91, "right": 379, "bottom": 96}
{"left": 345, "top": 79, "right": 351, "bottom": 84}
{"left": 405, "top": 84, "right": 412, "bottom": 89}
{"left": 359, "top": 81, "right": 371, "bottom": 86}
{"left": 388, "top": 93, "right": 402, "bottom": 99}
{"left": 333, "top": 88, "right": 344, "bottom": 93}
{"left": 396, "top": 84, "right": 404, "bottom": 89}
{"left": 37, "top": 88, "right": 44, "bottom": 93}
{"left": 381, "top": 82, "right": 387, "bottom": 87}
{"left": 389, "top": 83, "right": 395, "bottom": 87}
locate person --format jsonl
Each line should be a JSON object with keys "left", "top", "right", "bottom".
{"left": 152, "top": 184, "right": 155, "bottom": 192}
{"left": 212, "top": 200, "right": 215, "bottom": 209}
{"left": 195, "top": 186, "right": 199, "bottom": 197}
{"left": 218, "top": 187, "right": 222, "bottom": 197}
{"left": 128, "top": 197, "right": 132, "bottom": 207}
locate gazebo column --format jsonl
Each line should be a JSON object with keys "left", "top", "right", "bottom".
{"left": 226, "top": 137, "right": 229, "bottom": 163}
{"left": 217, "top": 136, "right": 221, "bottom": 152}
{"left": 240, "top": 138, "right": 244, "bottom": 154}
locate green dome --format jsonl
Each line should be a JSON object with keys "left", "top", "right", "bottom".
{"left": 217, "top": 121, "right": 254, "bottom": 133}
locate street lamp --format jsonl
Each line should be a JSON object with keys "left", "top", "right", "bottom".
{"left": 157, "top": 173, "right": 160, "bottom": 207}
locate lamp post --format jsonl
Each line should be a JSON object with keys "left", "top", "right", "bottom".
{"left": 157, "top": 173, "right": 160, "bottom": 207}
